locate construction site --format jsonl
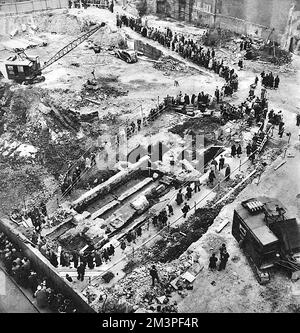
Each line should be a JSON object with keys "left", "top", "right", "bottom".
{"left": 0, "top": 0, "right": 300, "bottom": 314}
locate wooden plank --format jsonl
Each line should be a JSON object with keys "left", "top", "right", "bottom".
{"left": 216, "top": 219, "right": 229, "bottom": 233}
{"left": 274, "top": 161, "right": 286, "bottom": 171}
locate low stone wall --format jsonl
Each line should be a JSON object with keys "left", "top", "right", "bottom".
{"left": 134, "top": 39, "right": 163, "bottom": 60}
{"left": 0, "top": 217, "right": 95, "bottom": 313}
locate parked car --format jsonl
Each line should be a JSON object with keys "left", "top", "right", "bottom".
{"left": 114, "top": 49, "right": 138, "bottom": 63}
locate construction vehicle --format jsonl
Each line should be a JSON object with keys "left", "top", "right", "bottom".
{"left": 4, "top": 22, "right": 106, "bottom": 84}
{"left": 232, "top": 197, "right": 300, "bottom": 284}
{"left": 114, "top": 49, "right": 138, "bottom": 63}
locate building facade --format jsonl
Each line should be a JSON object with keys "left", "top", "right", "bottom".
{"left": 153, "top": 0, "right": 300, "bottom": 51}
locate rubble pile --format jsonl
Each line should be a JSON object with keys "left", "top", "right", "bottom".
{"left": 257, "top": 45, "right": 292, "bottom": 65}
{"left": 79, "top": 78, "right": 128, "bottom": 107}
{"left": 153, "top": 56, "right": 198, "bottom": 76}
{"left": 94, "top": 255, "right": 198, "bottom": 312}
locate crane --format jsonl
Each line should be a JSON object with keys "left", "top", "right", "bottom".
{"left": 4, "top": 22, "right": 106, "bottom": 84}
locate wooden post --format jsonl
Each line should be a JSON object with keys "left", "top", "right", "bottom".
{"left": 194, "top": 201, "right": 197, "bottom": 213}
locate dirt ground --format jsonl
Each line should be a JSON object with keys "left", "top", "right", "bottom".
{"left": 1, "top": 5, "right": 300, "bottom": 313}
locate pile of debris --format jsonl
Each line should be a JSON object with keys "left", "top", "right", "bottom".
{"left": 79, "top": 78, "right": 128, "bottom": 106}
{"left": 246, "top": 44, "right": 292, "bottom": 65}
{"left": 153, "top": 56, "right": 197, "bottom": 76}
{"left": 90, "top": 253, "right": 201, "bottom": 313}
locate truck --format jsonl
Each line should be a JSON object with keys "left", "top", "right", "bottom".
{"left": 232, "top": 197, "right": 300, "bottom": 284}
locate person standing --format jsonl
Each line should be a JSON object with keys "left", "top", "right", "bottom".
{"left": 225, "top": 165, "right": 231, "bottom": 181}
{"left": 77, "top": 263, "right": 85, "bottom": 282}
{"left": 194, "top": 179, "right": 201, "bottom": 193}
{"left": 211, "top": 158, "right": 218, "bottom": 171}
{"left": 215, "top": 87, "right": 220, "bottom": 104}
{"left": 72, "top": 251, "right": 79, "bottom": 269}
{"left": 176, "top": 190, "right": 184, "bottom": 205}
{"left": 274, "top": 75, "right": 280, "bottom": 89}
{"left": 218, "top": 250, "right": 230, "bottom": 271}
{"left": 231, "top": 144, "right": 236, "bottom": 158}
{"left": 182, "top": 202, "right": 190, "bottom": 219}
{"left": 237, "top": 144, "right": 242, "bottom": 158}
{"left": 219, "top": 243, "right": 227, "bottom": 257}
{"left": 167, "top": 204, "right": 174, "bottom": 216}
{"left": 209, "top": 253, "right": 218, "bottom": 270}
{"left": 219, "top": 155, "right": 225, "bottom": 170}
{"left": 246, "top": 143, "right": 252, "bottom": 157}
{"left": 186, "top": 184, "right": 193, "bottom": 200}
{"left": 208, "top": 169, "right": 216, "bottom": 185}
{"left": 149, "top": 265, "right": 160, "bottom": 286}
{"left": 296, "top": 113, "right": 300, "bottom": 126}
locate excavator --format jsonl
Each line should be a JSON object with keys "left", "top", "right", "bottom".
{"left": 3, "top": 22, "right": 106, "bottom": 84}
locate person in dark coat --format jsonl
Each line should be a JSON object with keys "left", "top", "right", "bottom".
{"left": 296, "top": 113, "right": 300, "bottom": 126}
{"left": 209, "top": 253, "right": 218, "bottom": 270}
{"left": 186, "top": 184, "right": 193, "bottom": 200}
{"left": 215, "top": 87, "right": 220, "bottom": 104}
{"left": 184, "top": 93, "right": 190, "bottom": 105}
{"left": 219, "top": 243, "right": 227, "bottom": 257}
{"left": 167, "top": 204, "right": 174, "bottom": 216}
{"left": 182, "top": 202, "right": 190, "bottom": 218}
{"left": 246, "top": 143, "right": 252, "bottom": 157}
{"left": 225, "top": 165, "right": 231, "bottom": 181}
{"left": 94, "top": 250, "right": 102, "bottom": 267}
{"left": 231, "top": 144, "right": 236, "bottom": 157}
{"left": 194, "top": 179, "right": 201, "bottom": 192}
{"left": 152, "top": 215, "right": 158, "bottom": 226}
{"left": 87, "top": 253, "right": 94, "bottom": 269}
{"left": 208, "top": 169, "right": 216, "bottom": 185}
{"left": 77, "top": 263, "right": 85, "bottom": 281}
{"left": 176, "top": 190, "right": 184, "bottom": 205}
{"left": 237, "top": 144, "right": 242, "bottom": 158}
{"left": 218, "top": 250, "right": 230, "bottom": 271}
{"left": 120, "top": 240, "right": 126, "bottom": 251}
{"left": 136, "top": 225, "right": 142, "bottom": 236}
{"left": 60, "top": 251, "right": 66, "bottom": 267}
{"left": 274, "top": 75, "right": 280, "bottom": 89}
{"left": 219, "top": 155, "right": 225, "bottom": 170}
{"left": 191, "top": 94, "right": 196, "bottom": 105}
{"left": 72, "top": 251, "right": 79, "bottom": 269}
{"left": 149, "top": 265, "right": 160, "bottom": 286}
{"left": 109, "top": 244, "right": 115, "bottom": 256}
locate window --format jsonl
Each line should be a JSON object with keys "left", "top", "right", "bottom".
{"left": 7, "top": 65, "right": 14, "bottom": 75}
{"left": 17, "top": 66, "right": 24, "bottom": 73}
{"left": 203, "top": 3, "right": 212, "bottom": 13}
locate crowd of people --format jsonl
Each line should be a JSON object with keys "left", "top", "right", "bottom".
{"left": 261, "top": 71, "right": 280, "bottom": 89}
{"left": 0, "top": 232, "right": 77, "bottom": 312}
{"left": 116, "top": 15, "right": 239, "bottom": 94}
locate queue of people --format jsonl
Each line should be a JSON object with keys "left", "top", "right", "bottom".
{"left": 116, "top": 15, "right": 239, "bottom": 93}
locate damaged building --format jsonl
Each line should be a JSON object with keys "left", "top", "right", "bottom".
{"left": 0, "top": 0, "right": 300, "bottom": 316}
